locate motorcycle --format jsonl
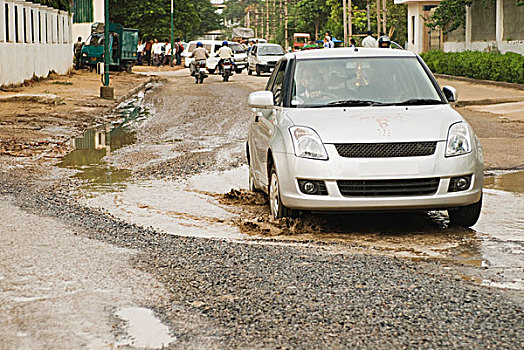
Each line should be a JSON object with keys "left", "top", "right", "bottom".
{"left": 221, "top": 58, "right": 233, "bottom": 82}
{"left": 195, "top": 60, "right": 207, "bottom": 84}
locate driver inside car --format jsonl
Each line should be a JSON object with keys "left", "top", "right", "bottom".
{"left": 293, "top": 67, "right": 326, "bottom": 105}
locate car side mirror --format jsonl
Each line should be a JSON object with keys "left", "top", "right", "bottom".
{"left": 442, "top": 86, "right": 458, "bottom": 103}
{"left": 248, "top": 91, "right": 274, "bottom": 109}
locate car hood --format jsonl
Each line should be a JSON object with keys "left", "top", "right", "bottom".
{"left": 285, "top": 105, "right": 463, "bottom": 143}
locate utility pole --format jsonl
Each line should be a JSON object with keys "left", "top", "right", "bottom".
{"left": 348, "top": 0, "right": 352, "bottom": 39}
{"left": 343, "top": 0, "right": 347, "bottom": 46}
{"left": 170, "top": 0, "right": 174, "bottom": 66}
{"left": 100, "top": 0, "right": 113, "bottom": 99}
{"left": 284, "top": 0, "right": 288, "bottom": 49}
{"left": 366, "top": 0, "right": 371, "bottom": 31}
{"left": 266, "top": 0, "right": 270, "bottom": 41}
{"left": 382, "top": 0, "right": 387, "bottom": 35}
{"left": 376, "top": 0, "right": 381, "bottom": 35}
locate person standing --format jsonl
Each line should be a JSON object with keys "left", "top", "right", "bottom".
{"left": 144, "top": 39, "right": 153, "bottom": 66}
{"left": 174, "top": 38, "right": 184, "bottom": 66}
{"left": 152, "top": 39, "right": 163, "bottom": 67}
{"left": 73, "top": 37, "right": 83, "bottom": 70}
{"left": 163, "top": 40, "right": 172, "bottom": 67}
{"left": 362, "top": 31, "right": 378, "bottom": 48}
{"left": 137, "top": 40, "right": 145, "bottom": 65}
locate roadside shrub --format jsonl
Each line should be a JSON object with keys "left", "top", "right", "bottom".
{"left": 420, "top": 50, "right": 524, "bottom": 84}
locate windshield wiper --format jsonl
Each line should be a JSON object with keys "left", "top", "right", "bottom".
{"left": 391, "top": 98, "right": 446, "bottom": 106}
{"left": 326, "top": 99, "right": 386, "bottom": 107}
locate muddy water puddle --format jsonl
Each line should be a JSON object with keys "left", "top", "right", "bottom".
{"left": 57, "top": 94, "right": 149, "bottom": 192}
{"left": 115, "top": 307, "right": 175, "bottom": 348}
{"left": 76, "top": 159, "right": 524, "bottom": 292}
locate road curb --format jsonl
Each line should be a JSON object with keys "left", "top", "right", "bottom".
{"left": 113, "top": 76, "right": 156, "bottom": 107}
{"left": 435, "top": 74, "right": 524, "bottom": 91}
{"left": 455, "top": 97, "right": 524, "bottom": 107}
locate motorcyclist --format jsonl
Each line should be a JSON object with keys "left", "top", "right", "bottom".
{"left": 189, "top": 42, "right": 209, "bottom": 76}
{"left": 217, "top": 41, "right": 234, "bottom": 73}
{"left": 378, "top": 35, "right": 391, "bottom": 48}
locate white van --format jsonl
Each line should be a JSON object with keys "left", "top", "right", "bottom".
{"left": 183, "top": 40, "right": 247, "bottom": 74}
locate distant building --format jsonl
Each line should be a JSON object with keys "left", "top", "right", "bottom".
{"left": 0, "top": 0, "right": 73, "bottom": 86}
{"left": 72, "top": 0, "right": 104, "bottom": 43}
{"left": 395, "top": 0, "right": 524, "bottom": 54}
{"left": 211, "top": 0, "right": 225, "bottom": 15}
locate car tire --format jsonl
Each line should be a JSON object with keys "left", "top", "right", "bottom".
{"left": 235, "top": 69, "right": 243, "bottom": 74}
{"left": 269, "top": 165, "right": 297, "bottom": 219}
{"left": 208, "top": 68, "right": 215, "bottom": 75}
{"left": 247, "top": 66, "right": 252, "bottom": 75}
{"left": 448, "top": 195, "right": 482, "bottom": 227}
{"left": 256, "top": 65, "right": 261, "bottom": 76}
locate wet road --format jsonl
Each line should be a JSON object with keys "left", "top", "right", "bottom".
{"left": 59, "top": 70, "right": 524, "bottom": 299}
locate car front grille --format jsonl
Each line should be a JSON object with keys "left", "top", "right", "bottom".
{"left": 335, "top": 142, "right": 437, "bottom": 158}
{"left": 337, "top": 178, "right": 440, "bottom": 197}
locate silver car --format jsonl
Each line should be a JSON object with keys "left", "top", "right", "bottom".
{"left": 246, "top": 48, "right": 484, "bottom": 227}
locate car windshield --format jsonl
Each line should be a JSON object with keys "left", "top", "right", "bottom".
{"left": 291, "top": 57, "right": 444, "bottom": 108}
{"left": 86, "top": 34, "right": 104, "bottom": 46}
{"left": 258, "top": 45, "right": 285, "bottom": 56}
{"left": 229, "top": 43, "right": 246, "bottom": 54}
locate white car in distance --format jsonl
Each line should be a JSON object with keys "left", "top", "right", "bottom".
{"left": 246, "top": 48, "right": 484, "bottom": 227}
{"left": 247, "top": 43, "right": 286, "bottom": 76}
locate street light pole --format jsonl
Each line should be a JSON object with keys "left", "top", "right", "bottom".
{"left": 171, "top": 0, "right": 174, "bottom": 66}
{"left": 100, "top": 0, "right": 113, "bottom": 99}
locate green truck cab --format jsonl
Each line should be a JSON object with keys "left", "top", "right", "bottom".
{"left": 80, "top": 22, "right": 138, "bottom": 71}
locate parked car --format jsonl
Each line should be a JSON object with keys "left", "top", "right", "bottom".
{"left": 247, "top": 43, "right": 286, "bottom": 76}
{"left": 246, "top": 48, "right": 484, "bottom": 227}
{"left": 183, "top": 40, "right": 247, "bottom": 74}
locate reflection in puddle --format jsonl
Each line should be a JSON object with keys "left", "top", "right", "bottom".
{"left": 116, "top": 307, "right": 175, "bottom": 349}
{"left": 57, "top": 96, "right": 148, "bottom": 191}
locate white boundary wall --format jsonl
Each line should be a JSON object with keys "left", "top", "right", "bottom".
{"left": 396, "top": 0, "right": 523, "bottom": 54}
{"left": 0, "top": 0, "right": 73, "bottom": 87}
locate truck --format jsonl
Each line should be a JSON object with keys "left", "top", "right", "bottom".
{"left": 293, "top": 33, "right": 311, "bottom": 51}
{"left": 80, "top": 22, "right": 138, "bottom": 72}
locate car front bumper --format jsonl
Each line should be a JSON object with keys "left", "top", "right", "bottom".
{"left": 273, "top": 142, "right": 483, "bottom": 212}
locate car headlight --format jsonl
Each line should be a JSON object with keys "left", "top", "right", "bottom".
{"left": 259, "top": 60, "right": 267, "bottom": 65}
{"left": 289, "top": 126, "right": 328, "bottom": 160}
{"left": 82, "top": 53, "right": 87, "bottom": 57}
{"left": 446, "top": 122, "right": 472, "bottom": 157}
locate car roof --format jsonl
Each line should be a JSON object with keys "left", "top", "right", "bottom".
{"left": 187, "top": 40, "right": 224, "bottom": 45}
{"left": 255, "top": 43, "right": 283, "bottom": 47}
{"left": 286, "top": 48, "right": 416, "bottom": 60}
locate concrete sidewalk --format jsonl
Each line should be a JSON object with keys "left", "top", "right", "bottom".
{"left": 436, "top": 77, "right": 524, "bottom": 105}
{"left": 436, "top": 77, "right": 524, "bottom": 122}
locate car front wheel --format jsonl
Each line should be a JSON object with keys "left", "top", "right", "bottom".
{"left": 269, "top": 165, "right": 297, "bottom": 218}
{"left": 448, "top": 195, "right": 482, "bottom": 227}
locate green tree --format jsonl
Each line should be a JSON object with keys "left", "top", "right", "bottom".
{"left": 426, "top": 0, "right": 471, "bottom": 34}
{"left": 109, "top": 0, "right": 221, "bottom": 41}
{"left": 29, "top": 0, "right": 71, "bottom": 11}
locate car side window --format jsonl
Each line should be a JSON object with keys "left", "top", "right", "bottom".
{"left": 271, "top": 61, "right": 287, "bottom": 106}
